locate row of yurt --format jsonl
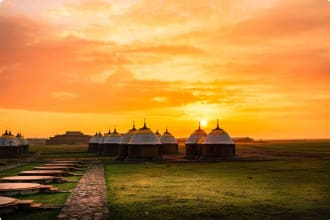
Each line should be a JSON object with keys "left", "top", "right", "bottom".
{"left": 88, "top": 121, "right": 178, "bottom": 160}
{"left": 0, "top": 130, "right": 29, "bottom": 157}
{"left": 185, "top": 120, "right": 235, "bottom": 159}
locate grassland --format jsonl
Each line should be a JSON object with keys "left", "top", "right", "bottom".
{"left": 1, "top": 141, "right": 329, "bottom": 220}
{"left": 105, "top": 141, "right": 330, "bottom": 220}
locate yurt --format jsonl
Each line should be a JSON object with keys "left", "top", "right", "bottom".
{"left": 160, "top": 129, "right": 178, "bottom": 154}
{"left": 88, "top": 132, "right": 103, "bottom": 153}
{"left": 101, "top": 129, "right": 121, "bottom": 156}
{"left": 88, "top": 133, "right": 98, "bottom": 152}
{"left": 117, "top": 122, "right": 137, "bottom": 160}
{"left": 127, "top": 121, "right": 161, "bottom": 160}
{"left": 16, "top": 133, "right": 29, "bottom": 154}
{"left": 185, "top": 123, "right": 207, "bottom": 158}
{"left": 0, "top": 130, "right": 21, "bottom": 157}
{"left": 95, "top": 132, "right": 104, "bottom": 154}
{"left": 201, "top": 120, "right": 235, "bottom": 159}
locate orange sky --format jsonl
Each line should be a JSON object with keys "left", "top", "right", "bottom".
{"left": 0, "top": 0, "right": 329, "bottom": 139}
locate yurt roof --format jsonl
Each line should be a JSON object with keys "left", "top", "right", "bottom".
{"left": 0, "top": 130, "right": 20, "bottom": 147}
{"left": 103, "top": 128, "right": 121, "bottom": 144}
{"left": 155, "top": 130, "right": 161, "bottom": 137}
{"left": 186, "top": 123, "right": 207, "bottom": 144}
{"left": 16, "top": 133, "right": 29, "bottom": 145}
{"left": 120, "top": 122, "right": 138, "bottom": 144}
{"left": 160, "top": 129, "right": 177, "bottom": 144}
{"left": 88, "top": 132, "right": 103, "bottom": 144}
{"left": 128, "top": 122, "right": 161, "bottom": 145}
{"left": 203, "top": 121, "right": 234, "bottom": 145}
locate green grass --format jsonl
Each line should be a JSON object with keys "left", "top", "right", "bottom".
{"left": 105, "top": 141, "right": 330, "bottom": 220}
{"left": 0, "top": 162, "right": 44, "bottom": 178}
{"left": 29, "top": 144, "right": 88, "bottom": 153}
{"left": 244, "top": 141, "right": 330, "bottom": 153}
{"left": 39, "top": 152, "right": 96, "bottom": 158}
{"left": 2, "top": 141, "right": 330, "bottom": 220}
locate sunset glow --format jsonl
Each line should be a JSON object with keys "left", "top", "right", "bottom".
{"left": 0, "top": 0, "right": 329, "bottom": 139}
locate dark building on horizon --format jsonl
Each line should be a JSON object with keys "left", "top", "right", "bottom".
{"left": 47, "top": 131, "right": 91, "bottom": 145}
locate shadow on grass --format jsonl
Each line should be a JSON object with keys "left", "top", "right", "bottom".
{"left": 109, "top": 202, "right": 330, "bottom": 220}
{"left": 1, "top": 210, "right": 59, "bottom": 220}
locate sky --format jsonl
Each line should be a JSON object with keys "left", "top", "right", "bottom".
{"left": 0, "top": 0, "right": 329, "bottom": 139}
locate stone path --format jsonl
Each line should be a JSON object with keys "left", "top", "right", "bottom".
{"left": 58, "top": 162, "right": 109, "bottom": 220}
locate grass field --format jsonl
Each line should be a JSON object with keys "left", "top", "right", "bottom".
{"left": 1, "top": 141, "right": 329, "bottom": 219}
{"left": 105, "top": 141, "right": 330, "bottom": 220}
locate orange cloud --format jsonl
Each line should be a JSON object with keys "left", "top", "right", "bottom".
{"left": 0, "top": 0, "right": 329, "bottom": 139}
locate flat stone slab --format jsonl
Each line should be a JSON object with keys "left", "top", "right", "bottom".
{"left": 58, "top": 162, "right": 109, "bottom": 219}
{"left": 0, "top": 196, "right": 17, "bottom": 207}
{"left": 33, "top": 166, "right": 76, "bottom": 171}
{"left": 0, "top": 183, "right": 41, "bottom": 191}
{"left": 44, "top": 163, "right": 83, "bottom": 167}
{"left": 50, "top": 161, "right": 84, "bottom": 164}
{"left": 19, "top": 170, "right": 69, "bottom": 176}
{"left": 0, "top": 176, "right": 62, "bottom": 184}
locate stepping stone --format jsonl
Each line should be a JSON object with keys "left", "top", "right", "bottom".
{"left": 0, "top": 183, "right": 41, "bottom": 196}
{"left": 0, "top": 196, "right": 45, "bottom": 215}
{"left": 0, "top": 196, "right": 18, "bottom": 215}
{"left": 19, "top": 170, "right": 70, "bottom": 176}
{"left": 0, "top": 196, "right": 17, "bottom": 207}
{"left": 33, "top": 166, "right": 77, "bottom": 171}
{"left": 50, "top": 160, "right": 86, "bottom": 164}
{"left": 0, "top": 176, "right": 64, "bottom": 184}
{"left": 43, "top": 163, "right": 84, "bottom": 168}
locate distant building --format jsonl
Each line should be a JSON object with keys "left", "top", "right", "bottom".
{"left": 46, "top": 131, "right": 91, "bottom": 145}
{"left": 27, "top": 138, "right": 47, "bottom": 144}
